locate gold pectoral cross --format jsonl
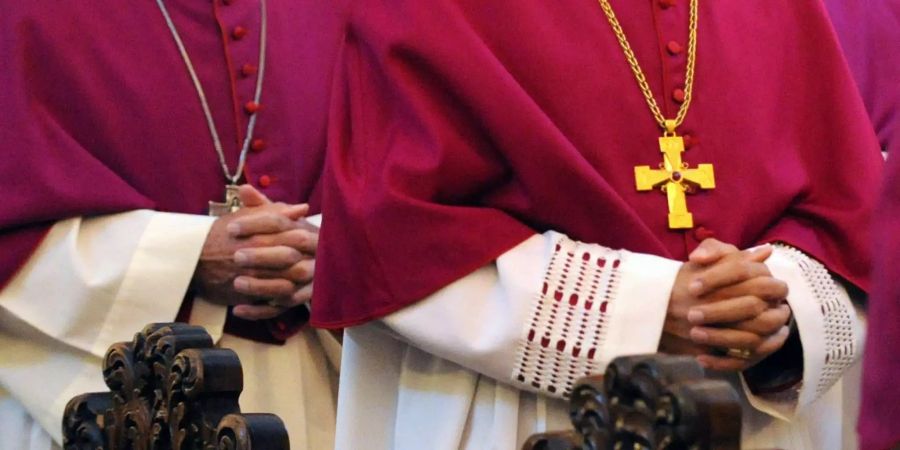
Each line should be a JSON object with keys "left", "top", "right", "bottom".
{"left": 634, "top": 131, "right": 715, "bottom": 229}
{"left": 208, "top": 184, "right": 243, "bottom": 217}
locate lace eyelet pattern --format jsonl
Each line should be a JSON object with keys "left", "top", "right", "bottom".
{"left": 513, "top": 237, "right": 622, "bottom": 398}
{"left": 775, "top": 244, "right": 858, "bottom": 397}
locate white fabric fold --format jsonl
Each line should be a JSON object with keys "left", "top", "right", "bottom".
{"left": 0, "top": 210, "right": 214, "bottom": 358}
{"left": 336, "top": 234, "right": 861, "bottom": 450}
{"left": 384, "top": 231, "right": 681, "bottom": 398}
{"left": 603, "top": 250, "right": 682, "bottom": 366}
{"left": 336, "top": 231, "right": 682, "bottom": 449}
{"left": 0, "top": 211, "right": 337, "bottom": 449}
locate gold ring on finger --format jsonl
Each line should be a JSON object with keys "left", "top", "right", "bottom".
{"left": 726, "top": 348, "right": 753, "bottom": 360}
{"left": 266, "top": 298, "right": 285, "bottom": 308}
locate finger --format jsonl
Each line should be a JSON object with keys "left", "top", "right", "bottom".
{"left": 687, "top": 296, "right": 769, "bottom": 324}
{"left": 696, "top": 354, "right": 751, "bottom": 372}
{"left": 701, "top": 276, "right": 788, "bottom": 303}
{"left": 689, "top": 248, "right": 773, "bottom": 296}
{"left": 732, "top": 304, "right": 792, "bottom": 335}
{"left": 753, "top": 326, "right": 791, "bottom": 356}
{"left": 746, "top": 245, "right": 773, "bottom": 262}
{"left": 291, "top": 283, "right": 314, "bottom": 305}
{"left": 234, "top": 246, "right": 304, "bottom": 269}
{"left": 255, "top": 229, "right": 318, "bottom": 255}
{"left": 233, "top": 304, "right": 287, "bottom": 321}
{"left": 233, "top": 276, "right": 296, "bottom": 298}
{"left": 241, "top": 259, "right": 316, "bottom": 284}
{"left": 286, "top": 229, "right": 318, "bottom": 255}
{"left": 238, "top": 184, "right": 271, "bottom": 207}
{"left": 689, "top": 326, "right": 764, "bottom": 350}
{"left": 228, "top": 213, "right": 296, "bottom": 237}
{"left": 249, "top": 260, "right": 315, "bottom": 284}
{"left": 688, "top": 239, "right": 739, "bottom": 265}
{"left": 285, "top": 259, "right": 315, "bottom": 284}
{"left": 696, "top": 326, "right": 791, "bottom": 372}
{"left": 269, "top": 290, "right": 311, "bottom": 308}
{"left": 240, "top": 259, "right": 314, "bottom": 284}
{"left": 663, "top": 316, "right": 694, "bottom": 341}
{"left": 282, "top": 204, "right": 310, "bottom": 221}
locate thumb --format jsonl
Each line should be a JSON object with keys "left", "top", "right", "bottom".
{"left": 282, "top": 204, "right": 310, "bottom": 221}
{"left": 689, "top": 238, "right": 739, "bottom": 265}
{"left": 238, "top": 184, "right": 271, "bottom": 207}
{"left": 744, "top": 244, "right": 774, "bottom": 263}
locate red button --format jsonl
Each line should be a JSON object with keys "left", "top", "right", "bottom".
{"left": 693, "top": 226, "right": 715, "bottom": 241}
{"left": 244, "top": 101, "right": 260, "bottom": 114}
{"left": 659, "top": 0, "right": 677, "bottom": 8}
{"left": 258, "top": 175, "right": 272, "bottom": 188}
{"left": 251, "top": 138, "right": 266, "bottom": 152}
{"left": 232, "top": 26, "right": 248, "bottom": 40}
{"left": 667, "top": 41, "right": 683, "bottom": 55}
{"left": 673, "top": 88, "right": 686, "bottom": 103}
{"left": 240, "top": 64, "right": 258, "bottom": 78}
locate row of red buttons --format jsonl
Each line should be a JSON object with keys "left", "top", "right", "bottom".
{"left": 221, "top": 1, "right": 292, "bottom": 334}
{"left": 219, "top": 4, "right": 274, "bottom": 189}
{"left": 659, "top": 0, "right": 686, "bottom": 104}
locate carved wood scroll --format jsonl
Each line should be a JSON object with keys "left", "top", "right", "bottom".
{"left": 523, "top": 354, "right": 741, "bottom": 450}
{"left": 62, "top": 323, "right": 289, "bottom": 450}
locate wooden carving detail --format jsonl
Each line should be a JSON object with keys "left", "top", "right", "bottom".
{"left": 62, "top": 323, "right": 289, "bottom": 450}
{"left": 524, "top": 354, "right": 741, "bottom": 450}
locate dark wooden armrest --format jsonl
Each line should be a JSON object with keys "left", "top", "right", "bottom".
{"left": 524, "top": 354, "right": 741, "bottom": 450}
{"left": 62, "top": 322, "right": 290, "bottom": 450}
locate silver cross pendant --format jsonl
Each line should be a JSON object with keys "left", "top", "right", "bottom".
{"left": 208, "top": 185, "right": 243, "bottom": 217}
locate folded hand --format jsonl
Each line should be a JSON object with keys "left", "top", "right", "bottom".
{"left": 193, "top": 185, "right": 318, "bottom": 320}
{"left": 662, "top": 239, "right": 791, "bottom": 371}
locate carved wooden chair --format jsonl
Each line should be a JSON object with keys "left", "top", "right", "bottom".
{"left": 62, "top": 323, "right": 289, "bottom": 450}
{"left": 523, "top": 354, "right": 742, "bottom": 450}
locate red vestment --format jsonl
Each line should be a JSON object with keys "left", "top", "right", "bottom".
{"left": 312, "top": 0, "right": 882, "bottom": 328}
{"left": 825, "top": 0, "right": 900, "bottom": 155}
{"left": 0, "top": 0, "right": 346, "bottom": 341}
{"left": 861, "top": 153, "right": 900, "bottom": 450}
{"left": 824, "top": 3, "right": 900, "bottom": 447}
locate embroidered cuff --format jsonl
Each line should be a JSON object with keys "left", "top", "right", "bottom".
{"left": 512, "top": 236, "right": 680, "bottom": 398}
{"left": 746, "top": 244, "right": 861, "bottom": 418}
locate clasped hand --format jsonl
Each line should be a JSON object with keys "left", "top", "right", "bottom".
{"left": 193, "top": 185, "right": 318, "bottom": 320}
{"left": 662, "top": 239, "right": 792, "bottom": 371}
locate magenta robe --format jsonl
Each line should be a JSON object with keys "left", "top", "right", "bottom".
{"left": 825, "top": 0, "right": 900, "bottom": 155}
{"left": 311, "top": 0, "right": 883, "bottom": 328}
{"left": 0, "top": 0, "right": 346, "bottom": 341}
{"left": 862, "top": 153, "right": 900, "bottom": 449}
{"left": 824, "top": 2, "right": 900, "bottom": 448}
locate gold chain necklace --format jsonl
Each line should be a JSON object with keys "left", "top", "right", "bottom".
{"left": 598, "top": 0, "right": 715, "bottom": 229}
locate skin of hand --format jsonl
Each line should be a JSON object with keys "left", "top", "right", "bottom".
{"left": 661, "top": 239, "right": 792, "bottom": 371}
{"left": 229, "top": 217, "right": 319, "bottom": 320}
{"left": 193, "top": 185, "right": 315, "bottom": 318}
